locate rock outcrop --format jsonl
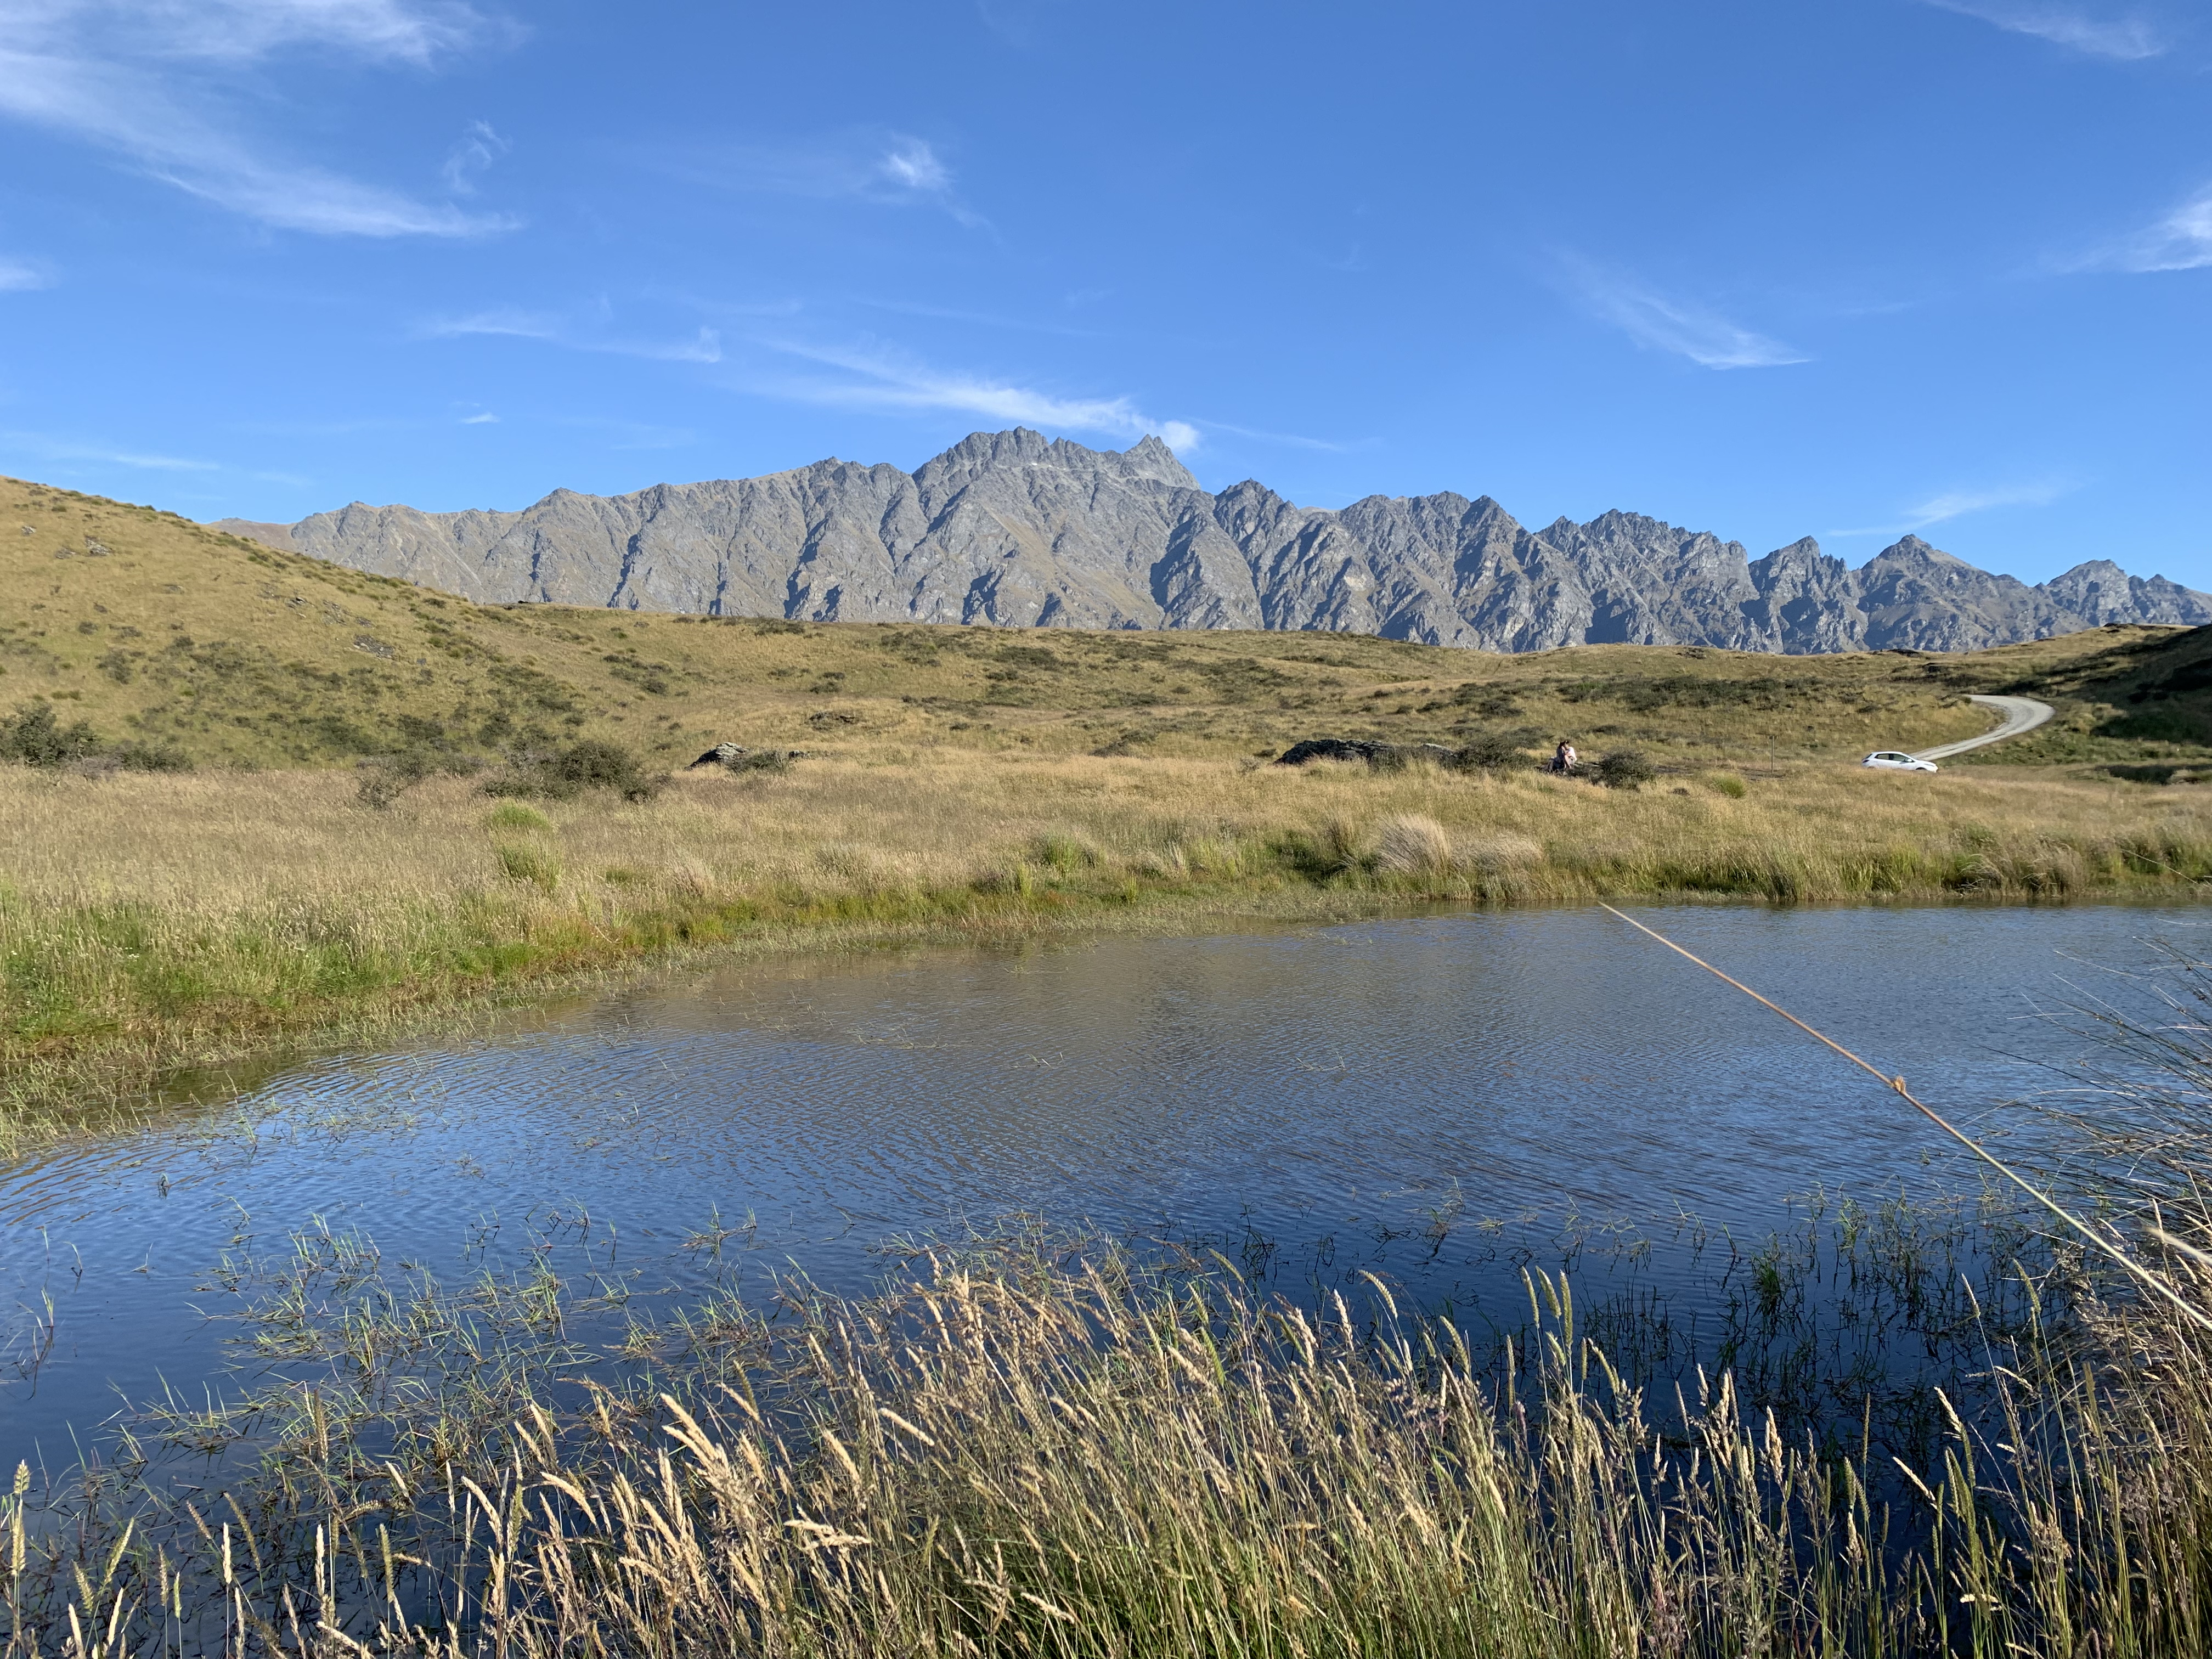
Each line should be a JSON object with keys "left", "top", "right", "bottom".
{"left": 258, "top": 428, "right": 2208, "bottom": 654}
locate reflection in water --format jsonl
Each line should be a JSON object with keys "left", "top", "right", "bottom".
{"left": 2, "top": 903, "right": 2202, "bottom": 1464}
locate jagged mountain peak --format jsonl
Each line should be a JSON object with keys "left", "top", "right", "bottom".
{"left": 268, "top": 427, "right": 2208, "bottom": 653}
{"left": 1875, "top": 534, "right": 1971, "bottom": 565}
{"left": 911, "top": 427, "right": 1199, "bottom": 493}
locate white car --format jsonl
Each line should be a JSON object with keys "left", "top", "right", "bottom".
{"left": 1861, "top": 751, "right": 1939, "bottom": 773}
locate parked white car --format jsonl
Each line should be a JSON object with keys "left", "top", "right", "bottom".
{"left": 1861, "top": 751, "right": 1939, "bottom": 773}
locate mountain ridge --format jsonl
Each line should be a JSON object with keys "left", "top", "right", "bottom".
{"left": 214, "top": 429, "right": 2211, "bottom": 655}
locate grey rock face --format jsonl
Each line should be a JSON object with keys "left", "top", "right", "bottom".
{"left": 1743, "top": 537, "right": 1863, "bottom": 654}
{"left": 272, "top": 429, "right": 2207, "bottom": 654}
{"left": 2041, "top": 560, "right": 2212, "bottom": 628}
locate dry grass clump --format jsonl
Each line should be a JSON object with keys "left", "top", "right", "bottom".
{"left": 1455, "top": 830, "right": 1547, "bottom": 874}
{"left": 1374, "top": 811, "right": 1454, "bottom": 877}
{"left": 4, "top": 749, "right": 2211, "bottom": 1128}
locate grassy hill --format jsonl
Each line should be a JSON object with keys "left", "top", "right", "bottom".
{"left": 12, "top": 473, "right": 2212, "bottom": 1124}
{"left": 10, "top": 472, "right": 2212, "bottom": 774}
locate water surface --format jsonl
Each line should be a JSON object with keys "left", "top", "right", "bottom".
{"left": 3, "top": 903, "right": 2201, "bottom": 1465}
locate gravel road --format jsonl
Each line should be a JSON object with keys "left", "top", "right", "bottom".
{"left": 1911, "top": 695, "right": 2056, "bottom": 763}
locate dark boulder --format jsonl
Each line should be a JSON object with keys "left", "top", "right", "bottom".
{"left": 688, "top": 741, "right": 811, "bottom": 773}
{"left": 1274, "top": 738, "right": 1460, "bottom": 769}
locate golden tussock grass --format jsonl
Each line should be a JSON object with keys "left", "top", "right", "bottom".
{"left": 4, "top": 746, "right": 2210, "bottom": 1130}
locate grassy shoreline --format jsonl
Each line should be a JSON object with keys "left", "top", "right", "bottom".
{"left": 5, "top": 748, "right": 2211, "bottom": 1136}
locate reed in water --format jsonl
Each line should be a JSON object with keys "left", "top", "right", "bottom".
{"left": 3, "top": 1238, "right": 2208, "bottom": 1655}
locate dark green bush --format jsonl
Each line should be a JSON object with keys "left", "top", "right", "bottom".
{"left": 1447, "top": 732, "right": 1525, "bottom": 772}
{"left": 1, "top": 702, "right": 104, "bottom": 768}
{"left": 112, "top": 740, "right": 192, "bottom": 773}
{"left": 484, "top": 740, "right": 664, "bottom": 803}
{"left": 357, "top": 749, "right": 479, "bottom": 809}
{"left": 1594, "top": 750, "right": 1659, "bottom": 790}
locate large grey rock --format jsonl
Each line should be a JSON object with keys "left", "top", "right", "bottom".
{"left": 267, "top": 429, "right": 2207, "bottom": 655}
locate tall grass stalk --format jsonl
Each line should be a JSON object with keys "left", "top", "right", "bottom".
{"left": 5, "top": 1222, "right": 2211, "bottom": 1658}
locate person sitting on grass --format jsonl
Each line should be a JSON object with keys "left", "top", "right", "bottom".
{"left": 1551, "top": 739, "right": 1578, "bottom": 776}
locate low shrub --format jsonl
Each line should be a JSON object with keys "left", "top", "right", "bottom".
{"left": 1, "top": 703, "right": 104, "bottom": 768}
{"left": 356, "top": 749, "right": 475, "bottom": 810}
{"left": 1447, "top": 731, "right": 1525, "bottom": 772}
{"left": 486, "top": 740, "right": 664, "bottom": 803}
{"left": 0, "top": 705, "right": 193, "bottom": 775}
{"left": 1705, "top": 771, "right": 1749, "bottom": 798}
{"left": 111, "top": 740, "right": 191, "bottom": 773}
{"left": 1594, "top": 750, "right": 1658, "bottom": 790}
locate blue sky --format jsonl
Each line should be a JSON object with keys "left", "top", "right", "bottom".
{"left": 0, "top": 0, "right": 2205, "bottom": 585}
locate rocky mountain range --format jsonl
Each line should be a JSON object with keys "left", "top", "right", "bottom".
{"left": 219, "top": 428, "right": 2212, "bottom": 655}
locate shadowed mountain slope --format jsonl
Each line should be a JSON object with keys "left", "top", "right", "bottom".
{"left": 225, "top": 428, "right": 2208, "bottom": 655}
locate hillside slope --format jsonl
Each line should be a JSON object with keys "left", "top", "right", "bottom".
{"left": 12, "top": 473, "right": 2212, "bottom": 772}
{"left": 233, "top": 428, "right": 2212, "bottom": 653}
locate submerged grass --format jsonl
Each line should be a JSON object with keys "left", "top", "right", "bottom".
{"left": 1, "top": 1201, "right": 2206, "bottom": 1657}
{"left": 4, "top": 751, "right": 2210, "bottom": 1133}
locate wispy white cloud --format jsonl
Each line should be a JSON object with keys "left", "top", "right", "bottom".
{"left": 0, "top": 257, "right": 52, "bottom": 290}
{"left": 460, "top": 411, "right": 498, "bottom": 424}
{"left": 974, "top": 0, "right": 1063, "bottom": 48}
{"left": 878, "top": 137, "right": 949, "bottom": 193}
{"left": 1827, "top": 478, "right": 2076, "bottom": 538}
{"left": 1195, "top": 419, "right": 1361, "bottom": 454}
{"left": 2064, "top": 183, "right": 2212, "bottom": 273}
{"left": 441, "top": 118, "right": 508, "bottom": 195}
{"left": 0, "top": 1, "right": 519, "bottom": 235}
{"left": 1560, "top": 257, "right": 1809, "bottom": 370}
{"left": 421, "top": 306, "right": 724, "bottom": 362}
{"left": 0, "top": 429, "right": 220, "bottom": 470}
{"left": 850, "top": 296, "right": 1099, "bottom": 338}
{"left": 557, "top": 420, "right": 696, "bottom": 452}
{"left": 677, "top": 130, "right": 985, "bottom": 227}
{"left": 1905, "top": 480, "right": 2074, "bottom": 524}
{"left": 116, "top": 1, "right": 498, "bottom": 66}
{"left": 755, "top": 337, "right": 1198, "bottom": 452}
{"left": 419, "top": 305, "right": 558, "bottom": 341}
{"left": 1917, "top": 1, "right": 2165, "bottom": 60}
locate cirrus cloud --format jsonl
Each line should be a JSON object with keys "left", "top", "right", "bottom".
{"left": 1559, "top": 256, "right": 1810, "bottom": 370}
{"left": 754, "top": 337, "right": 1199, "bottom": 452}
{"left": 0, "top": 0, "right": 520, "bottom": 236}
{"left": 2066, "top": 184, "right": 2212, "bottom": 273}
{"left": 667, "top": 129, "right": 987, "bottom": 228}
{"left": 1916, "top": 1, "right": 2165, "bottom": 61}
{"left": 420, "top": 305, "right": 724, "bottom": 362}
{"left": 1826, "top": 477, "right": 2077, "bottom": 538}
